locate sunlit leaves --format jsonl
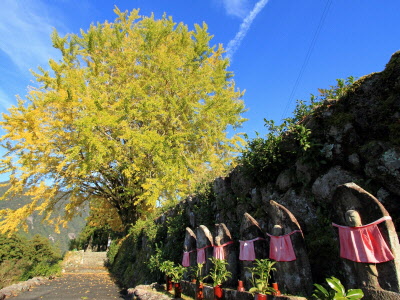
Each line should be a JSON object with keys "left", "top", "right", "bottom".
{"left": 0, "top": 8, "right": 246, "bottom": 232}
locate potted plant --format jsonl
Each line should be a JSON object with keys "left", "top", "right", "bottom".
{"left": 192, "top": 263, "right": 206, "bottom": 300}
{"left": 247, "top": 259, "right": 277, "bottom": 300}
{"left": 170, "top": 264, "right": 186, "bottom": 298}
{"left": 159, "top": 260, "right": 175, "bottom": 292}
{"left": 312, "top": 276, "right": 364, "bottom": 300}
{"left": 207, "top": 257, "right": 232, "bottom": 300}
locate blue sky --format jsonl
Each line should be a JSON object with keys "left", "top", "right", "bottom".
{"left": 1, "top": 0, "right": 399, "bottom": 141}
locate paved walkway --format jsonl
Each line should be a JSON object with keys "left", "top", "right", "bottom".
{"left": 10, "top": 252, "right": 127, "bottom": 300}
{"left": 11, "top": 273, "right": 126, "bottom": 300}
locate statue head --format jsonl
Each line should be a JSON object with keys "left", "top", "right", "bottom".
{"left": 272, "top": 224, "right": 283, "bottom": 236}
{"left": 345, "top": 210, "right": 362, "bottom": 227}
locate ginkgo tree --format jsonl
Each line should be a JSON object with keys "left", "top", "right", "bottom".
{"left": 0, "top": 8, "right": 246, "bottom": 232}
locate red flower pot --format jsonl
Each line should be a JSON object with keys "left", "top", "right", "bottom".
{"left": 196, "top": 282, "right": 204, "bottom": 300}
{"left": 166, "top": 276, "right": 173, "bottom": 291}
{"left": 237, "top": 280, "right": 245, "bottom": 292}
{"left": 257, "top": 294, "right": 268, "bottom": 300}
{"left": 272, "top": 282, "right": 281, "bottom": 296}
{"left": 214, "top": 285, "right": 223, "bottom": 300}
{"left": 174, "top": 282, "right": 182, "bottom": 298}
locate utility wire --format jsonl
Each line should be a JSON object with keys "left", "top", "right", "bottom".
{"left": 280, "top": 0, "right": 332, "bottom": 120}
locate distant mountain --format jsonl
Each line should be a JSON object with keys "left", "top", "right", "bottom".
{"left": 0, "top": 182, "right": 88, "bottom": 253}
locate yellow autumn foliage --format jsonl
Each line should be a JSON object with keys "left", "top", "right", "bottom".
{"left": 0, "top": 7, "right": 246, "bottom": 233}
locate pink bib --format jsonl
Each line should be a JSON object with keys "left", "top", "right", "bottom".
{"left": 197, "top": 245, "right": 213, "bottom": 264}
{"left": 332, "top": 216, "right": 394, "bottom": 263}
{"left": 182, "top": 251, "right": 194, "bottom": 267}
{"left": 239, "top": 237, "right": 265, "bottom": 261}
{"left": 266, "top": 230, "right": 301, "bottom": 262}
{"left": 213, "top": 241, "right": 234, "bottom": 260}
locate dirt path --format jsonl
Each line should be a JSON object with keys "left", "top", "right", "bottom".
{"left": 10, "top": 273, "right": 126, "bottom": 300}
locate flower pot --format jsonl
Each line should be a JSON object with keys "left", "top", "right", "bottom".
{"left": 237, "top": 280, "right": 245, "bottom": 292}
{"left": 174, "top": 282, "right": 182, "bottom": 298}
{"left": 196, "top": 282, "right": 204, "bottom": 300}
{"left": 166, "top": 276, "right": 173, "bottom": 291}
{"left": 272, "top": 282, "right": 281, "bottom": 296}
{"left": 192, "top": 279, "right": 197, "bottom": 283}
{"left": 214, "top": 284, "right": 223, "bottom": 300}
{"left": 257, "top": 294, "right": 268, "bottom": 300}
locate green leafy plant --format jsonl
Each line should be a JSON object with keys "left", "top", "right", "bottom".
{"left": 159, "top": 260, "right": 175, "bottom": 278}
{"left": 170, "top": 264, "right": 187, "bottom": 283}
{"left": 190, "top": 263, "right": 207, "bottom": 283}
{"left": 240, "top": 76, "right": 356, "bottom": 185}
{"left": 247, "top": 258, "right": 277, "bottom": 295}
{"left": 207, "top": 257, "right": 232, "bottom": 287}
{"left": 312, "top": 276, "right": 364, "bottom": 300}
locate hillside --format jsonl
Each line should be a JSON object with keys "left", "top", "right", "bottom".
{"left": 0, "top": 183, "right": 87, "bottom": 253}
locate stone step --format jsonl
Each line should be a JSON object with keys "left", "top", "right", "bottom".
{"left": 62, "top": 251, "right": 109, "bottom": 274}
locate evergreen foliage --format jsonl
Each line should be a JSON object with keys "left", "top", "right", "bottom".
{"left": 0, "top": 233, "right": 62, "bottom": 289}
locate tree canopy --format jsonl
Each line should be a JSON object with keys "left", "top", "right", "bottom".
{"left": 0, "top": 8, "right": 246, "bottom": 232}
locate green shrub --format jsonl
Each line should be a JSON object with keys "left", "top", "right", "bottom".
{"left": 312, "top": 276, "right": 364, "bottom": 300}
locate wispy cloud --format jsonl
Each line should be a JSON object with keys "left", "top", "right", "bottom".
{"left": 0, "top": 88, "right": 15, "bottom": 111}
{"left": 221, "top": 0, "right": 249, "bottom": 18}
{"left": 225, "top": 0, "right": 270, "bottom": 61}
{"left": 0, "top": 0, "right": 62, "bottom": 74}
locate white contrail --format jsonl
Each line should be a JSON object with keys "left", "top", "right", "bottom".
{"left": 225, "top": 0, "right": 270, "bottom": 61}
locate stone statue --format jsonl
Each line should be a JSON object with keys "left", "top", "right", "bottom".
{"left": 264, "top": 200, "right": 313, "bottom": 296}
{"left": 214, "top": 223, "right": 236, "bottom": 286}
{"left": 196, "top": 225, "right": 214, "bottom": 279}
{"left": 183, "top": 227, "right": 197, "bottom": 268}
{"left": 332, "top": 182, "right": 400, "bottom": 298}
{"left": 239, "top": 213, "right": 268, "bottom": 289}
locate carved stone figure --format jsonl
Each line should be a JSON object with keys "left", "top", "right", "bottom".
{"left": 183, "top": 227, "right": 197, "bottom": 268}
{"left": 239, "top": 213, "right": 268, "bottom": 289}
{"left": 196, "top": 225, "right": 214, "bottom": 279}
{"left": 214, "top": 223, "right": 237, "bottom": 286}
{"left": 264, "top": 200, "right": 313, "bottom": 296}
{"left": 332, "top": 182, "right": 400, "bottom": 298}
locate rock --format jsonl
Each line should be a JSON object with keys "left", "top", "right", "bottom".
{"left": 364, "top": 148, "right": 400, "bottom": 196}
{"left": 278, "top": 189, "right": 318, "bottom": 227}
{"left": 276, "top": 169, "right": 296, "bottom": 191}
{"left": 312, "top": 166, "right": 360, "bottom": 201}
{"left": 348, "top": 153, "right": 360, "bottom": 170}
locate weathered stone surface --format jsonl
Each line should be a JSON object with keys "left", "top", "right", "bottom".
{"left": 131, "top": 284, "right": 171, "bottom": 300}
{"left": 275, "top": 189, "right": 318, "bottom": 228}
{"left": 276, "top": 168, "right": 297, "bottom": 191}
{"left": 184, "top": 227, "right": 197, "bottom": 267}
{"left": 264, "top": 200, "right": 313, "bottom": 297}
{"left": 214, "top": 223, "right": 237, "bottom": 286}
{"left": 0, "top": 277, "right": 48, "bottom": 298}
{"left": 312, "top": 166, "right": 360, "bottom": 201}
{"left": 240, "top": 213, "right": 267, "bottom": 289}
{"left": 332, "top": 182, "right": 400, "bottom": 293}
{"left": 364, "top": 148, "right": 400, "bottom": 196}
{"left": 362, "top": 287, "right": 400, "bottom": 300}
{"left": 230, "top": 166, "right": 255, "bottom": 198}
{"left": 196, "top": 225, "right": 214, "bottom": 279}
